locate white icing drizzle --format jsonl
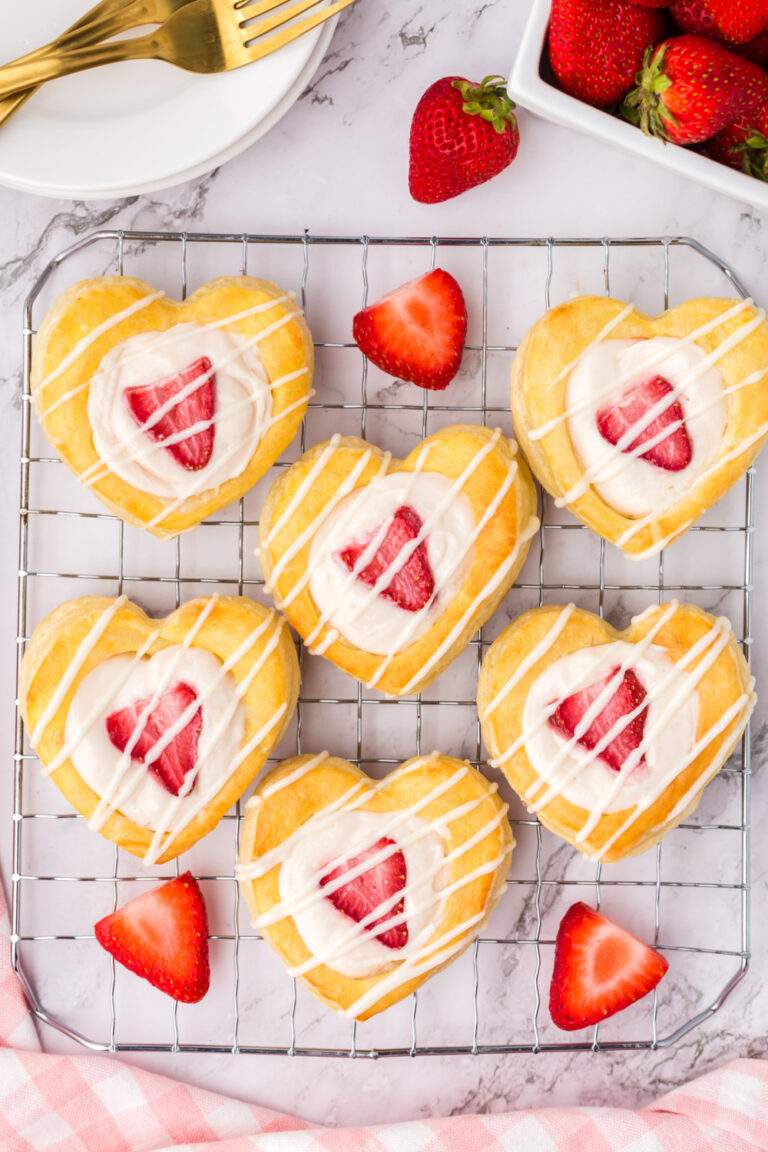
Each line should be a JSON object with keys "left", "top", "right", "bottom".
{"left": 39, "top": 294, "right": 292, "bottom": 420}
{"left": 263, "top": 435, "right": 343, "bottom": 547}
{"left": 342, "top": 912, "right": 486, "bottom": 1019}
{"left": 555, "top": 310, "right": 766, "bottom": 509}
{"left": 529, "top": 297, "right": 752, "bottom": 441}
{"left": 85, "top": 596, "right": 220, "bottom": 827}
{"left": 144, "top": 392, "right": 312, "bottom": 533}
{"left": 536, "top": 302, "right": 636, "bottom": 402}
{"left": 520, "top": 602, "right": 681, "bottom": 795}
{"left": 264, "top": 449, "right": 377, "bottom": 595}
{"left": 239, "top": 752, "right": 508, "bottom": 1003}
{"left": 141, "top": 616, "right": 288, "bottom": 864}
{"left": 487, "top": 604, "right": 747, "bottom": 851}
{"left": 305, "top": 444, "right": 436, "bottom": 654}
{"left": 593, "top": 690, "right": 754, "bottom": 861}
{"left": 398, "top": 514, "right": 540, "bottom": 697}
{"left": 31, "top": 596, "right": 127, "bottom": 750}
{"left": 36, "top": 292, "right": 165, "bottom": 396}
{"left": 307, "top": 434, "right": 501, "bottom": 656}
{"left": 259, "top": 751, "right": 330, "bottom": 801}
{"left": 365, "top": 455, "right": 522, "bottom": 691}
{"left": 480, "top": 604, "right": 576, "bottom": 722}
{"left": 616, "top": 417, "right": 768, "bottom": 551}
{"left": 79, "top": 309, "right": 301, "bottom": 493}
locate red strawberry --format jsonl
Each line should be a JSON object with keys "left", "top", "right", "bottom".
{"left": 94, "top": 873, "right": 210, "bottom": 1003}
{"left": 630, "top": 0, "right": 670, "bottom": 7}
{"left": 320, "top": 838, "right": 408, "bottom": 950}
{"left": 408, "top": 75, "right": 519, "bottom": 205}
{"left": 707, "top": 104, "right": 768, "bottom": 177}
{"left": 549, "top": 667, "right": 648, "bottom": 773}
{"left": 596, "top": 375, "right": 692, "bottom": 472}
{"left": 124, "top": 356, "right": 216, "bottom": 471}
{"left": 622, "top": 35, "right": 768, "bottom": 144}
{"left": 550, "top": 903, "right": 668, "bottom": 1030}
{"left": 738, "top": 30, "right": 768, "bottom": 64}
{"left": 338, "top": 505, "right": 435, "bottom": 613}
{"left": 671, "top": 0, "right": 768, "bottom": 43}
{"left": 548, "top": 0, "right": 666, "bottom": 109}
{"left": 106, "top": 681, "right": 202, "bottom": 797}
{"left": 352, "top": 269, "right": 467, "bottom": 391}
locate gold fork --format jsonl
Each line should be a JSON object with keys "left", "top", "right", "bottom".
{"left": 0, "top": 0, "right": 354, "bottom": 101}
{"left": 0, "top": 0, "right": 196, "bottom": 126}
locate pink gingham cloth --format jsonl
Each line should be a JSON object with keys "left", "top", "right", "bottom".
{"left": 2, "top": 888, "right": 767, "bottom": 1152}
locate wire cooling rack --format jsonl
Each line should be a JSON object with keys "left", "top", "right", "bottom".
{"left": 11, "top": 230, "right": 753, "bottom": 1057}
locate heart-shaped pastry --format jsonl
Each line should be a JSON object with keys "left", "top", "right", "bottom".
{"left": 32, "top": 275, "right": 314, "bottom": 538}
{"left": 511, "top": 295, "right": 768, "bottom": 558}
{"left": 19, "top": 595, "right": 300, "bottom": 863}
{"left": 257, "top": 424, "right": 539, "bottom": 696}
{"left": 477, "top": 601, "right": 754, "bottom": 862}
{"left": 237, "top": 752, "right": 512, "bottom": 1019}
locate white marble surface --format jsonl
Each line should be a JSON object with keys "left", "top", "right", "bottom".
{"left": 1, "top": 0, "right": 768, "bottom": 1128}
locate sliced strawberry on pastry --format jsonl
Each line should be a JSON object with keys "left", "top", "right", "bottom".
{"left": 95, "top": 872, "right": 210, "bottom": 1003}
{"left": 320, "top": 837, "right": 408, "bottom": 950}
{"left": 338, "top": 504, "right": 435, "bottom": 613}
{"left": 549, "top": 666, "right": 648, "bottom": 773}
{"left": 124, "top": 356, "right": 216, "bottom": 471}
{"left": 550, "top": 902, "right": 668, "bottom": 1031}
{"left": 596, "top": 375, "right": 693, "bottom": 473}
{"left": 106, "top": 681, "right": 202, "bottom": 797}
{"left": 352, "top": 268, "right": 467, "bottom": 391}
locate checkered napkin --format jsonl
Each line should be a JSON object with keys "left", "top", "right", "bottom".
{"left": 2, "top": 888, "right": 767, "bottom": 1151}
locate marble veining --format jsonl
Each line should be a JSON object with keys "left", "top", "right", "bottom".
{"left": 0, "top": 0, "right": 767, "bottom": 1128}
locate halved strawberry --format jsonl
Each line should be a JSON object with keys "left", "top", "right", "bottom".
{"left": 352, "top": 269, "right": 467, "bottom": 391}
{"left": 549, "top": 666, "right": 648, "bottom": 773}
{"left": 550, "top": 902, "right": 668, "bottom": 1030}
{"left": 94, "top": 873, "right": 210, "bottom": 1003}
{"left": 596, "top": 375, "right": 692, "bottom": 472}
{"left": 124, "top": 356, "right": 216, "bottom": 471}
{"left": 338, "top": 505, "right": 435, "bottom": 613}
{"left": 320, "top": 837, "right": 408, "bottom": 950}
{"left": 106, "top": 681, "right": 202, "bottom": 797}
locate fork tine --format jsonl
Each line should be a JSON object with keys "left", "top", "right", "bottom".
{"left": 242, "top": 0, "right": 355, "bottom": 54}
{"left": 233, "top": 0, "right": 303, "bottom": 21}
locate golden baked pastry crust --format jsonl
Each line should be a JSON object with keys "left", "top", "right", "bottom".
{"left": 19, "top": 595, "right": 300, "bottom": 863}
{"left": 477, "top": 602, "right": 754, "bottom": 863}
{"left": 32, "top": 275, "right": 314, "bottom": 538}
{"left": 238, "top": 753, "right": 513, "bottom": 1019}
{"left": 511, "top": 295, "right": 768, "bottom": 557}
{"left": 258, "top": 424, "right": 539, "bottom": 697}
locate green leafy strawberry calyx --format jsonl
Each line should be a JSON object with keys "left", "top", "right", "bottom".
{"left": 452, "top": 76, "right": 517, "bottom": 136}
{"left": 735, "top": 130, "right": 768, "bottom": 180}
{"left": 621, "top": 45, "right": 675, "bottom": 140}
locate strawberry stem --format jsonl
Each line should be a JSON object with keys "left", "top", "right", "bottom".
{"left": 621, "top": 44, "right": 675, "bottom": 140}
{"left": 735, "top": 130, "right": 768, "bottom": 180}
{"left": 452, "top": 75, "right": 517, "bottom": 136}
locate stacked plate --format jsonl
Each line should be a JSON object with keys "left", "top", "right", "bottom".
{"left": 0, "top": 1, "right": 336, "bottom": 199}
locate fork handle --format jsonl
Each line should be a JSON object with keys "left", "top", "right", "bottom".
{"left": 0, "top": 33, "right": 159, "bottom": 101}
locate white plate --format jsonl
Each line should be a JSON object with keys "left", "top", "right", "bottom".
{"left": 0, "top": 2, "right": 336, "bottom": 200}
{"left": 509, "top": 0, "right": 768, "bottom": 213}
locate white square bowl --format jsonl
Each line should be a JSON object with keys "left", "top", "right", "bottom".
{"left": 509, "top": 0, "right": 768, "bottom": 212}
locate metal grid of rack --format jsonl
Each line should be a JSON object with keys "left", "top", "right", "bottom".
{"left": 11, "top": 229, "right": 753, "bottom": 1057}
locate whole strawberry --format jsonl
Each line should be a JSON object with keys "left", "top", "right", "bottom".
{"left": 707, "top": 105, "right": 768, "bottom": 178}
{"left": 409, "top": 76, "right": 519, "bottom": 204}
{"left": 670, "top": 0, "right": 768, "bottom": 43}
{"left": 622, "top": 34, "right": 768, "bottom": 143}
{"left": 549, "top": 0, "right": 666, "bottom": 109}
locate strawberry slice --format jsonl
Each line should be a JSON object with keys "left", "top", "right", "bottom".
{"left": 106, "top": 681, "right": 202, "bottom": 797}
{"left": 95, "top": 873, "right": 210, "bottom": 1003}
{"left": 550, "top": 902, "right": 668, "bottom": 1031}
{"left": 124, "top": 356, "right": 216, "bottom": 471}
{"left": 596, "top": 375, "right": 692, "bottom": 473}
{"left": 549, "top": 666, "right": 647, "bottom": 773}
{"left": 338, "top": 504, "right": 435, "bottom": 613}
{"left": 320, "top": 837, "right": 408, "bottom": 950}
{"left": 352, "top": 268, "right": 467, "bottom": 391}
